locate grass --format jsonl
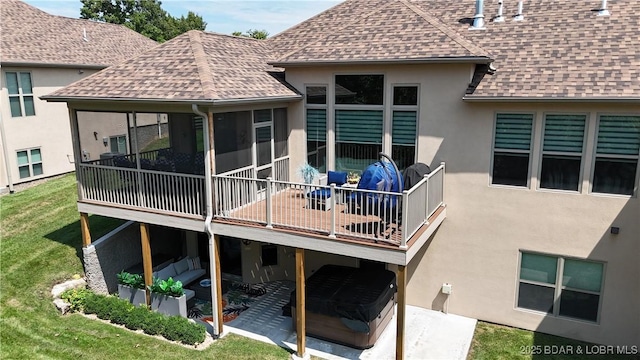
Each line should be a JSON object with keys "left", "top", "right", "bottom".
{"left": 140, "top": 137, "right": 170, "bottom": 153}
{"left": 467, "top": 321, "right": 635, "bottom": 360}
{"left": 0, "top": 173, "right": 291, "bottom": 360}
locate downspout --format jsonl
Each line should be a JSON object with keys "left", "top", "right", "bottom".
{"left": 192, "top": 104, "right": 220, "bottom": 335}
{"left": 0, "top": 111, "right": 15, "bottom": 193}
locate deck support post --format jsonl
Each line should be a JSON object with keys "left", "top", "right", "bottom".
{"left": 213, "top": 234, "right": 224, "bottom": 335}
{"left": 80, "top": 212, "right": 92, "bottom": 247}
{"left": 396, "top": 265, "right": 407, "bottom": 360}
{"left": 140, "top": 222, "right": 153, "bottom": 306}
{"left": 295, "top": 248, "right": 306, "bottom": 358}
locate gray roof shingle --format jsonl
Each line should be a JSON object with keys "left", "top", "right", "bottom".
{"left": 45, "top": 31, "right": 300, "bottom": 102}
{"left": 1, "top": 0, "right": 157, "bottom": 67}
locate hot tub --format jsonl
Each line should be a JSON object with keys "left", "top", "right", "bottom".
{"left": 290, "top": 265, "right": 397, "bottom": 349}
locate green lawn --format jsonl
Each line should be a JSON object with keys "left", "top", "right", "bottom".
{"left": 468, "top": 322, "right": 635, "bottom": 360}
{"left": 0, "top": 174, "right": 290, "bottom": 360}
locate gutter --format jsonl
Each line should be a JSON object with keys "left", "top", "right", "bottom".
{"left": 191, "top": 104, "right": 220, "bottom": 336}
{"left": 1, "top": 61, "right": 108, "bottom": 70}
{"left": 41, "top": 95, "right": 302, "bottom": 105}
{"left": 463, "top": 96, "right": 640, "bottom": 103}
{"left": 269, "top": 56, "right": 493, "bottom": 67}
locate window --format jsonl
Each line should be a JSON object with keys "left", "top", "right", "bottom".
{"left": 261, "top": 244, "right": 278, "bottom": 267}
{"left": 592, "top": 115, "right": 640, "bottom": 195}
{"left": 109, "top": 135, "right": 127, "bottom": 154}
{"left": 254, "top": 110, "right": 272, "bottom": 168}
{"left": 335, "top": 75, "right": 384, "bottom": 173}
{"left": 273, "top": 108, "right": 288, "bottom": 159}
{"left": 17, "top": 148, "right": 43, "bottom": 179}
{"left": 5, "top": 72, "right": 35, "bottom": 117}
{"left": 518, "top": 252, "right": 604, "bottom": 322}
{"left": 306, "top": 86, "right": 327, "bottom": 172}
{"left": 335, "top": 75, "right": 384, "bottom": 105}
{"left": 492, "top": 113, "right": 534, "bottom": 187}
{"left": 392, "top": 86, "right": 418, "bottom": 170}
{"left": 539, "top": 114, "right": 586, "bottom": 191}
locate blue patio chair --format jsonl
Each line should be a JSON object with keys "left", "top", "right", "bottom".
{"left": 307, "top": 171, "right": 348, "bottom": 210}
{"left": 154, "top": 158, "right": 175, "bottom": 172}
{"left": 140, "top": 158, "right": 154, "bottom": 170}
{"left": 174, "top": 153, "right": 193, "bottom": 173}
{"left": 113, "top": 156, "right": 134, "bottom": 168}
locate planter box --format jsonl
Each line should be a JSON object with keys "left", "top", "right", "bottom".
{"left": 118, "top": 284, "right": 147, "bottom": 306}
{"left": 151, "top": 293, "right": 187, "bottom": 317}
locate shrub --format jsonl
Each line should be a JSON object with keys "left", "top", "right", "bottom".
{"left": 162, "top": 316, "right": 206, "bottom": 345}
{"left": 60, "top": 288, "right": 92, "bottom": 312}
{"left": 125, "top": 305, "right": 148, "bottom": 331}
{"left": 62, "top": 290, "right": 205, "bottom": 345}
{"left": 116, "top": 271, "right": 144, "bottom": 289}
{"left": 141, "top": 312, "right": 165, "bottom": 336}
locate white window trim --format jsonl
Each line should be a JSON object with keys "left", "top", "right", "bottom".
{"left": 515, "top": 251, "right": 605, "bottom": 324}
{"left": 489, "top": 111, "right": 536, "bottom": 189}
{"left": 536, "top": 112, "right": 589, "bottom": 194}
{"left": 589, "top": 113, "right": 640, "bottom": 198}
{"left": 16, "top": 147, "right": 43, "bottom": 179}
{"left": 5, "top": 71, "right": 35, "bottom": 118}
{"left": 304, "top": 84, "right": 329, "bottom": 168}
{"left": 390, "top": 84, "right": 420, "bottom": 164}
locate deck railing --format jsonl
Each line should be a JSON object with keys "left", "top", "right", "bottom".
{"left": 213, "top": 163, "right": 445, "bottom": 247}
{"left": 77, "top": 163, "right": 206, "bottom": 216}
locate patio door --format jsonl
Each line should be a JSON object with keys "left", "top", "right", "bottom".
{"left": 253, "top": 110, "right": 273, "bottom": 196}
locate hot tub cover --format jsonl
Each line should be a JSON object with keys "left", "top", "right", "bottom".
{"left": 290, "top": 265, "right": 396, "bottom": 323}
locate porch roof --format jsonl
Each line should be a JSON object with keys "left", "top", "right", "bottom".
{"left": 43, "top": 30, "right": 300, "bottom": 103}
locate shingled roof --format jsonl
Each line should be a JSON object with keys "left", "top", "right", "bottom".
{"left": 0, "top": 0, "right": 157, "bottom": 67}
{"left": 413, "top": 0, "right": 640, "bottom": 100}
{"left": 270, "top": 0, "right": 491, "bottom": 66}
{"left": 44, "top": 31, "right": 300, "bottom": 102}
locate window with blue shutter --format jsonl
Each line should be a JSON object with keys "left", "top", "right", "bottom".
{"left": 539, "top": 114, "right": 586, "bottom": 191}
{"left": 492, "top": 113, "right": 534, "bottom": 187}
{"left": 306, "top": 86, "right": 327, "bottom": 172}
{"left": 592, "top": 115, "right": 640, "bottom": 195}
{"left": 391, "top": 86, "right": 418, "bottom": 170}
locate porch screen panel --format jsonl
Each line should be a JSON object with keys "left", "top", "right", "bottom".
{"left": 274, "top": 108, "right": 288, "bottom": 158}
{"left": 335, "top": 109, "right": 383, "bottom": 173}
{"left": 214, "top": 111, "right": 252, "bottom": 174}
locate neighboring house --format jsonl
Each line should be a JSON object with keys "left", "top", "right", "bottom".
{"left": 0, "top": 0, "right": 158, "bottom": 192}
{"left": 43, "top": 0, "right": 639, "bottom": 358}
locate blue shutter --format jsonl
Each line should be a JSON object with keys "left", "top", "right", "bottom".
{"left": 392, "top": 111, "right": 417, "bottom": 146}
{"left": 335, "top": 110, "right": 383, "bottom": 144}
{"left": 494, "top": 114, "right": 533, "bottom": 151}
{"left": 597, "top": 116, "right": 640, "bottom": 156}
{"left": 306, "top": 109, "right": 326, "bottom": 141}
{"left": 543, "top": 115, "right": 586, "bottom": 153}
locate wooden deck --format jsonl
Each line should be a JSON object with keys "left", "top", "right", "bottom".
{"left": 214, "top": 188, "right": 443, "bottom": 249}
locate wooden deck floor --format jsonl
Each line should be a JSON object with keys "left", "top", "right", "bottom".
{"left": 215, "top": 188, "right": 442, "bottom": 248}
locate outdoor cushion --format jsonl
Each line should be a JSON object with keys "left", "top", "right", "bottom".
{"left": 308, "top": 188, "right": 332, "bottom": 200}
{"left": 187, "top": 256, "right": 201, "bottom": 270}
{"left": 327, "top": 171, "right": 348, "bottom": 185}
{"left": 174, "top": 268, "right": 206, "bottom": 286}
{"left": 156, "top": 263, "right": 177, "bottom": 280}
{"left": 174, "top": 257, "right": 190, "bottom": 275}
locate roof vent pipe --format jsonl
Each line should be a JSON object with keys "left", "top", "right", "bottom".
{"left": 514, "top": 1, "right": 524, "bottom": 21}
{"left": 82, "top": 28, "right": 88, "bottom": 42}
{"left": 470, "top": 0, "right": 486, "bottom": 30}
{"left": 598, "top": 0, "right": 610, "bottom": 16}
{"left": 494, "top": 0, "right": 505, "bottom": 23}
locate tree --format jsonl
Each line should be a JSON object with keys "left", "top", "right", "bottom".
{"left": 80, "top": 0, "right": 206, "bottom": 42}
{"left": 232, "top": 29, "right": 269, "bottom": 40}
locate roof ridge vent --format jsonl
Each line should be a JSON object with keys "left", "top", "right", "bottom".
{"left": 598, "top": 0, "right": 610, "bottom": 16}
{"left": 470, "top": 0, "right": 486, "bottom": 30}
{"left": 514, "top": 1, "right": 524, "bottom": 21}
{"left": 494, "top": 0, "right": 505, "bottom": 23}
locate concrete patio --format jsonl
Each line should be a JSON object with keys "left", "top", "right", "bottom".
{"left": 222, "top": 280, "right": 477, "bottom": 360}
